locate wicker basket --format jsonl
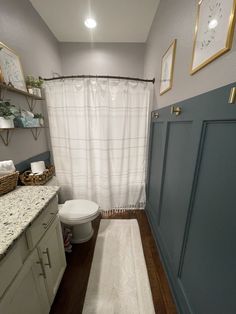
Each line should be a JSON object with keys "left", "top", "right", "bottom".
{"left": 20, "top": 165, "right": 55, "bottom": 186}
{"left": 0, "top": 172, "right": 19, "bottom": 196}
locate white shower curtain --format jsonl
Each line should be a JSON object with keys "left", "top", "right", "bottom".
{"left": 44, "top": 78, "right": 151, "bottom": 211}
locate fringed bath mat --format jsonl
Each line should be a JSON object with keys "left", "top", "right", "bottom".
{"left": 82, "top": 219, "right": 155, "bottom": 314}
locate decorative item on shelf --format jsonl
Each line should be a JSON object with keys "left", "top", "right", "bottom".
{"left": 0, "top": 101, "right": 18, "bottom": 128}
{"left": 160, "top": 39, "right": 177, "bottom": 95}
{"left": 25, "top": 76, "right": 43, "bottom": 97}
{"left": 0, "top": 42, "right": 27, "bottom": 92}
{"left": 0, "top": 171, "right": 19, "bottom": 196}
{"left": 20, "top": 165, "right": 55, "bottom": 186}
{"left": 14, "top": 109, "right": 41, "bottom": 128}
{"left": 33, "top": 113, "right": 44, "bottom": 126}
{"left": 191, "top": 0, "right": 236, "bottom": 74}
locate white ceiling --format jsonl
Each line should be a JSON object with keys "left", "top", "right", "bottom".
{"left": 29, "top": 0, "right": 159, "bottom": 42}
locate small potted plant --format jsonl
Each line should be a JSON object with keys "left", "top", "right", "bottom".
{"left": 33, "top": 113, "right": 44, "bottom": 127}
{"left": 25, "top": 76, "right": 43, "bottom": 97}
{"left": 0, "top": 101, "right": 17, "bottom": 128}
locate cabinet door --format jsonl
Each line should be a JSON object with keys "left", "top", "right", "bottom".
{"left": 0, "top": 249, "right": 50, "bottom": 314}
{"left": 38, "top": 216, "right": 66, "bottom": 304}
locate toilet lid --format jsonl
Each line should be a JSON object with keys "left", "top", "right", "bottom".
{"left": 59, "top": 199, "right": 99, "bottom": 222}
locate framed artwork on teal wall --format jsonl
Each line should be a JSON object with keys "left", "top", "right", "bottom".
{"left": 160, "top": 39, "right": 177, "bottom": 95}
{"left": 191, "top": 0, "right": 236, "bottom": 74}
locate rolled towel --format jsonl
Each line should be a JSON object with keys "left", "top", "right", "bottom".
{"left": 0, "top": 160, "right": 15, "bottom": 173}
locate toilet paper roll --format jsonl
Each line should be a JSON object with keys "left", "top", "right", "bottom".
{"left": 30, "top": 161, "right": 46, "bottom": 174}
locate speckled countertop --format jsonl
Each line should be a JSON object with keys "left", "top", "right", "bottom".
{"left": 0, "top": 186, "right": 60, "bottom": 260}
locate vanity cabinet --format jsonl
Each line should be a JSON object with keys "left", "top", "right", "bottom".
{"left": 38, "top": 216, "right": 66, "bottom": 304}
{"left": 0, "top": 195, "right": 66, "bottom": 314}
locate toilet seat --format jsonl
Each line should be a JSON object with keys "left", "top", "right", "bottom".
{"left": 59, "top": 199, "right": 99, "bottom": 225}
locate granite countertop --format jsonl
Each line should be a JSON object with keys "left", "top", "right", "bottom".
{"left": 0, "top": 186, "right": 60, "bottom": 260}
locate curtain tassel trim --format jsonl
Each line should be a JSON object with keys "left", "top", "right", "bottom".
{"left": 100, "top": 202, "right": 145, "bottom": 217}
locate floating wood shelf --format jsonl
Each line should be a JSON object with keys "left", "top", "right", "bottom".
{"left": 0, "top": 83, "right": 44, "bottom": 100}
{"left": 0, "top": 127, "right": 46, "bottom": 146}
{"left": 0, "top": 82, "right": 45, "bottom": 111}
{"left": 0, "top": 83, "right": 46, "bottom": 145}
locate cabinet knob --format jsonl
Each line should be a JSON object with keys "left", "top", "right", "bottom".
{"left": 42, "top": 222, "right": 48, "bottom": 229}
{"left": 37, "top": 258, "right": 47, "bottom": 278}
{"left": 43, "top": 248, "right": 52, "bottom": 268}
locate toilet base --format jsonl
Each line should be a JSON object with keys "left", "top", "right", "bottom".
{"left": 71, "top": 222, "right": 94, "bottom": 243}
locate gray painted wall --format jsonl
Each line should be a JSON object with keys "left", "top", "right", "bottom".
{"left": 59, "top": 43, "right": 145, "bottom": 77}
{"left": 0, "top": 0, "right": 61, "bottom": 163}
{"left": 1, "top": 0, "right": 235, "bottom": 163}
{"left": 144, "top": 0, "right": 236, "bottom": 109}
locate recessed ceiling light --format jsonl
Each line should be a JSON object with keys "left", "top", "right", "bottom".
{"left": 84, "top": 18, "right": 97, "bottom": 29}
{"left": 208, "top": 19, "right": 218, "bottom": 29}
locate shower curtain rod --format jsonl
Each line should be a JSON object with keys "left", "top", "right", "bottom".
{"left": 40, "top": 75, "right": 155, "bottom": 84}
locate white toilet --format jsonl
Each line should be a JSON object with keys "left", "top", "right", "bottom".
{"left": 45, "top": 177, "right": 99, "bottom": 243}
{"left": 59, "top": 200, "right": 99, "bottom": 243}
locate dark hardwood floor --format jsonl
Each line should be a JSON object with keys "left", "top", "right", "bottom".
{"left": 50, "top": 211, "right": 177, "bottom": 314}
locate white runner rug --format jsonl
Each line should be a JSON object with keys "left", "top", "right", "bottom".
{"left": 82, "top": 219, "right": 155, "bottom": 314}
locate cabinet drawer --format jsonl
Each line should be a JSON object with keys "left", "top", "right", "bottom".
{"left": 0, "top": 242, "right": 23, "bottom": 299}
{"left": 26, "top": 196, "right": 58, "bottom": 250}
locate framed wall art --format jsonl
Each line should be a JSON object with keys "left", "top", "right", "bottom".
{"left": 160, "top": 39, "right": 177, "bottom": 95}
{"left": 191, "top": 0, "right": 236, "bottom": 74}
{"left": 0, "top": 42, "right": 27, "bottom": 91}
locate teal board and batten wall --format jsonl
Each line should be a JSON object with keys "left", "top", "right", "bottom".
{"left": 146, "top": 83, "right": 236, "bottom": 314}
{"left": 15, "top": 151, "right": 51, "bottom": 173}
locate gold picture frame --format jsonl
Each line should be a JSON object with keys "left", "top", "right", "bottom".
{"left": 0, "top": 42, "right": 27, "bottom": 91}
{"left": 191, "top": 0, "right": 236, "bottom": 75}
{"left": 160, "top": 39, "right": 177, "bottom": 95}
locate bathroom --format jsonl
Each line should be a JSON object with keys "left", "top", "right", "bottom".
{"left": 0, "top": 0, "right": 236, "bottom": 313}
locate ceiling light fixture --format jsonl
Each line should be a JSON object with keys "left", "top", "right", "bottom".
{"left": 84, "top": 18, "right": 97, "bottom": 29}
